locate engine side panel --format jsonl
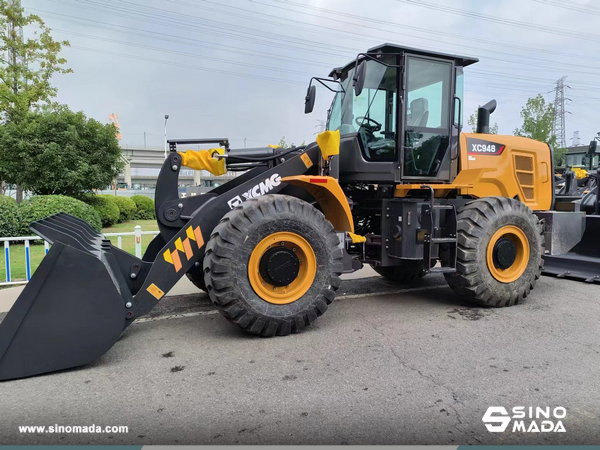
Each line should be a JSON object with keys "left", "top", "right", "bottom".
{"left": 459, "top": 133, "right": 553, "bottom": 211}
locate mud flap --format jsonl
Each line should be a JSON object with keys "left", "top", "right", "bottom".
{"left": 542, "top": 215, "right": 600, "bottom": 284}
{"left": 0, "top": 215, "right": 128, "bottom": 380}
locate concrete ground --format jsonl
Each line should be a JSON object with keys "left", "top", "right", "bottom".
{"left": 0, "top": 266, "right": 381, "bottom": 314}
{"left": 0, "top": 272, "right": 599, "bottom": 445}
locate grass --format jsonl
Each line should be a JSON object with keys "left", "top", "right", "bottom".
{"left": 101, "top": 220, "right": 157, "bottom": 233}
{"left": 1, "top": 219, "right": 159, "bottom": 284}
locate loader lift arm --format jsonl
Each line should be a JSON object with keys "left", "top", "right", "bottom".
{"left": 0, "top": 144, "right": 323, "bottom": 380}
{"left": 132, "top": 145, "right": 323, "bottom": 318}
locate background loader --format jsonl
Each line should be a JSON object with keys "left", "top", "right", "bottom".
{"left": 1, "top": 43, "right": 598, "bottom": 381}
{"left": 544, "top": 139, "right": 600, "bottom": 281}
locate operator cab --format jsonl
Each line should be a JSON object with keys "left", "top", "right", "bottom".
{"left": 305, "top": 43, "right": 478, "bottom": 184}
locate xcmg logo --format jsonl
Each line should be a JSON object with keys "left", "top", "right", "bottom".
{"left": 227, "top": 173, "right": 282, "bottom": 209}
{"left": 482, "top": 406, "right": 566, "bottom": 433}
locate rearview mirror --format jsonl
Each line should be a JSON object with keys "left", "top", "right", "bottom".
{"left": 304, "top": 85, "right": 316, "bottom": 114}
{"left": 353, "top": 61, "right": 367, "bottom": 97}
{"left": 588, "top": 140, "right": 598, "bottom": 155}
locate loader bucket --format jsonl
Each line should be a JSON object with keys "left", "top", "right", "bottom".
{"left": 542, "top": 215, "right": 600, "bottom": 284}
{"left": 0, "top": 214, "right": 129, "bottom": 380}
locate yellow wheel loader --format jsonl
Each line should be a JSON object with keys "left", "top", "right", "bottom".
{"left": 0, "top": 43, "right": 597, "bottom": 380}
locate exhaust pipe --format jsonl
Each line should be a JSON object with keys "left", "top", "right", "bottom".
{"left": 476, "top": 100, "right": 497, "bottom": 134}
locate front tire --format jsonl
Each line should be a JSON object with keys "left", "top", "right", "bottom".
{"left": 186, "top": 268, "right": 206, "bottom": 292}
{"left": 444, "top": 197, "right": 544, "bottom": 307}
{"left": 204, "top": 195, "right": 344, "bottom": 337}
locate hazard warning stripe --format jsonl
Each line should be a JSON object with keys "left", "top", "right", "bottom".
{"left": 193, "top": 226, "right": 204, "bottom": 249}
{"left": 182, "top": 238, "right": 193, "bottom": 260}
{"left": 162, "top": 226, "right": 203, "bottom": 271}
{"left": 171, "top": 248, "right": 182, "bottom": 272}
{"left": 175, "top": 237, "right": 184, "bottom": 252}
{"left": 186, "top": 226, "right": 196, "bottom": 241}
{"left": 163, "top": 249, "right": 173, "bottom": 264}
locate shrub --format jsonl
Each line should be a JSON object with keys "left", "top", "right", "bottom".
{"left": 84, "top": 195, "right": 120, "bottom": 227}
{"left": 131, "top": 195, "right": 155, "bottom": 220}
{"left": 18, "top": 195, "right": 101, "bottom": 236}
{"left": 0, "top": 195, "right": 20, "bottom": 237}
{"left": 105, "top": 195, "right": 137, "bottom": 222}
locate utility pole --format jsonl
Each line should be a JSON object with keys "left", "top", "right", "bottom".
{"left": 9, "top": 0, "right": 23, "bottom": 202}
{"left": 143, "top": 131, "right": 146, "bottom": 148}
{"left": 570, "top": 131, "right": 580, "bottom": 147}
{"left": 552, "top": 76, "right": 571, "bottom": 149}
{"left": 244, "top": 138, "right": 246, "bottom": 148}
{"left": 316, "top": 119, "right": 327, "bottom": 133}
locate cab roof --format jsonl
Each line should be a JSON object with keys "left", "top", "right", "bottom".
{"left": 329, "top": 43, "right": 478, "bottom": 78}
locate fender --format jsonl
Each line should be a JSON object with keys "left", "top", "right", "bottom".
{"left": 281, "top": 175, "right": 354, "bottom": 233}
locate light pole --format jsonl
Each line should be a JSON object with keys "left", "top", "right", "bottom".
{"left": 164, "top": 114, "right": 170, "bottom": 159}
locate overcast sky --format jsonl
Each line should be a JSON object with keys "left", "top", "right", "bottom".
{"left": 23, "top": 0, "right": 600, "bottom": 150}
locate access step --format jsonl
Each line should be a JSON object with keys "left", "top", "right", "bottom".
{"left": 429, "top": 267, "right": 456, "bottom": 274}
{"left": 430, "top": 237, "right": 457, "bottom": 244}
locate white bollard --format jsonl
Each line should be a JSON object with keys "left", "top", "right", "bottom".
{"left": 134, "top": 225, "right": 142, "bottom": 258}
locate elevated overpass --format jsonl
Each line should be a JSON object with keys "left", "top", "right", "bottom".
{"left": 116, "top": 146, "right": 239, "bottom": 192}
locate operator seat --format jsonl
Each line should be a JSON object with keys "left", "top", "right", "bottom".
{"left": 407, "top": 98, "right": 429, "bottom": 127}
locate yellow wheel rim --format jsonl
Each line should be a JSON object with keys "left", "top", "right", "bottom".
{"left": 248, "top": 231, "right": 317, "bottom": 305}
{"left": 486, "top": 225, "right": 530, "bottom": 283}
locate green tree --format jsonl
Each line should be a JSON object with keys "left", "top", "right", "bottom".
{"left": 0, "top": 1, "right": 71, "bottom": 115}
{"left": 0, "top": 1, "right": 72, "bottom": 200}
{"left": 513, "top": 94, "right": 565, "bottom": 166}
{"left": 278, "top": 136, "right": 293, "bottom": 149}
{"left": 553, "top": 147, "right": 568, "bottom": 167}
{"left": 0, "top": 107, "right": 123, "bottom": 196}
{"left": 468, "top": 107, "right": 498, "bottom": 134}
{"left": 277, "top": 136, "right": 305, "bottom": 148}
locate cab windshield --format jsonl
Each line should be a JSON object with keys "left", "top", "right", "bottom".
{"left": 327, "top": 58, "right": 398, "bottom": 161}
{"left": 565, "top": 153, "right": 598, "bottom": 169}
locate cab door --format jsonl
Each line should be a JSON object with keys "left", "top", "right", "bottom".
{"left": 401, "top": 55, "right": 454, "bottom": 181}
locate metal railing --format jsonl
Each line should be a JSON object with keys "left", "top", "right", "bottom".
{"left": 1, "top": 225, "right": 159, "bottom": 286}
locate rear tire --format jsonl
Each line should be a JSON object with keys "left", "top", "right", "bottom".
{"left": 370, "top": 261, "right": 426, "bottom": 283}
{"left": 204, "top": 195, "right": 344, "bottom": 337}
{"left": 444, "top": 197, "right": 544, "bottom": 307}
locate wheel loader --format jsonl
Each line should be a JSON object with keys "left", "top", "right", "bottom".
{"left": 544, "top": 139, "right": 600, "bottom": 281}
{"left": 1, "top": 43, "right": 598, "bottom": 380}
{"left": 554, "top": 140, "right": 598, "bottom": 199}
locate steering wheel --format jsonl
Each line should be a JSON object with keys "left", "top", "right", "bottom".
{"left": 355, "top": 116, "right": 382, "bottom": 131}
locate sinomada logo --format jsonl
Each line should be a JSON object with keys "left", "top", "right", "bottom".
{"left": 482, "top": 406, "right": 566, "bottom": 433}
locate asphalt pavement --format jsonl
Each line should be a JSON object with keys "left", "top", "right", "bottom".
{"left": 0, "top": 273, "right": 599, "bottom": 445}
